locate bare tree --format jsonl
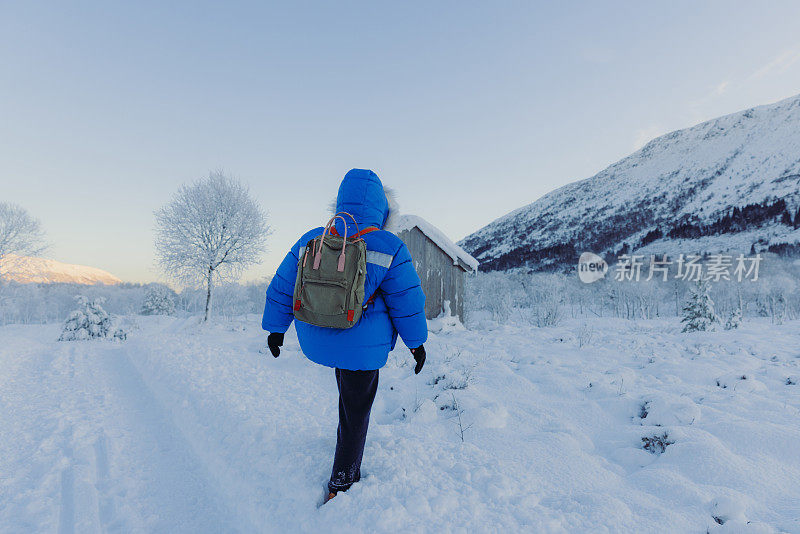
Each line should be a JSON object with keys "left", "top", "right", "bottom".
{"left": 154, "top": 172, "right": 270, "bottom": 321}
{"left": 0, "top": 202, "right": 47, "bottom": 277}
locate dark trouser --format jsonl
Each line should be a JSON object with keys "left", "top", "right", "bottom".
{"left": 328, "top": 368, "right": 379, "bottom": 493}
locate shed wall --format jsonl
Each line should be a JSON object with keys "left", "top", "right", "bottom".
{"left": 397, "top": 227, "right": 466, "bottom": 321}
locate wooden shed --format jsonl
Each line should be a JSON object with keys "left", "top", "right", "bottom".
{"left": 395, "top": 215, "right": 478, "bottom": 322}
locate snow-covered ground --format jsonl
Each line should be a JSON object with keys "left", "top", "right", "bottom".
{"left": 1, "top": 314, "right": 799, "bottom": 533}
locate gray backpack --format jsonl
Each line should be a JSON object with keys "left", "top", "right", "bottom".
{"left": 293, "top": 213, "right": 376, "bottom": 329}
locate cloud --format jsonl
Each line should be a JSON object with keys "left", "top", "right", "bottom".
{"left": 712, "top": 81, "right": 729, "bottom": 97}
{"left": 750, "top": 46, "right": 800, "bottom": 80}
{"left": 692, "top": 45, "right": 800, "bottom": 113}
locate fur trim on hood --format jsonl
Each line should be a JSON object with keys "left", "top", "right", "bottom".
{"left": 382, "top": 186, "right": 399, "bottom": 232}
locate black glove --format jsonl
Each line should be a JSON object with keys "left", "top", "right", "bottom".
{"left": 410, "top": 345, "right": 426, "bottom": 374}
{"left": 267, "top": 332, "right": 284, "bottom": 358}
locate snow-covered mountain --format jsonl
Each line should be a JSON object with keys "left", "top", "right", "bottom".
{"left": 460, "top": 94, "right": 800, "bottom": 271}
{"left": 0, "top": 254, "right": 122, "bottom": 285}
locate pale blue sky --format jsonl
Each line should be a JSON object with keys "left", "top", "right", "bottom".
{"left": 2, "top": 1, "right": 800, "bottom": 283}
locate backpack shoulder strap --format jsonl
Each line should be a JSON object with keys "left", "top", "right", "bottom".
{"left": 329, "top": 226, "right": 378, "bottom": 238}
{"left": 353, "top": 226, "right": 378, "bottom": 238}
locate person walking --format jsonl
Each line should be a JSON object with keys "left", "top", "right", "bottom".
{"left": 261, "top": 168, "right": 428, "bottom": 502}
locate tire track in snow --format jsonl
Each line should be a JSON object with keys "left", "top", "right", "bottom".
{"left": 56, "top": 344, "right": 107, "bottom": 534}
{"left": 93, "top": 429, "right": 113, "bottom": 531}
{"left": 119, "top": 328, "right": 337, "bottom": 530}
{"left": 57, "top": 447, "right": 75, "bottom": 534}
{"left": 92, "top": 345, "right": 241, "bottom": 532}
{"left": 57, "top": 350, "right": 77, "bottom": 534}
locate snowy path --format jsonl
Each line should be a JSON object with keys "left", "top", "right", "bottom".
{"left": 1, "top": 315, "right": 799, "bottom": 533}
{"left": 0, "top": 325, "right": 237, "bottom": 532}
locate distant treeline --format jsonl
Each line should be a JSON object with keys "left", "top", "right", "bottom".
{"left": 466, "top": 263, "right": 800, "bottom": 326}
{"left": 665, "top": 199, "right": 798, "bottom": 240}
{"left": 0, "top": 280, "right": 269, "bottom": 326}
{"left": 616, "top": 198, "right": 799, "bottom": 257}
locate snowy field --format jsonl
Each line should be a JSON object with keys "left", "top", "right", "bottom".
{"left": 1, "top": 314, "right": 799, "bottom": 533}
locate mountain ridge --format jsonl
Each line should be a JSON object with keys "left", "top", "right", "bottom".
{"left": 0, "top": 254, "right": 123, "bottom": 285}
{"left": 459, "top": 93, "right": 800, "bottom": 271}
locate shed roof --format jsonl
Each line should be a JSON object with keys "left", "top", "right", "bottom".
{"left": 395, "top": 214, "right": 479, "bottom": 273}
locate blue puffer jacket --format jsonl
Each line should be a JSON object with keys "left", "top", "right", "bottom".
{"left": 262, "top": 169, "right": 428, "bottom": 370}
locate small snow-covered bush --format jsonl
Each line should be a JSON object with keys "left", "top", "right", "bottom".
{"left": 577, "top": 324, "right": 594, "bottom": 347}
{"left": 681, "top": 279, "right": 719, "bottom": 332}
{"left": 486, "top": 287, "right": 514, "bottom": 322}
{"left": 535, "top": 297, "right": 563, "bottom": 327}
{"left": 724, "top": 307, "right": 742, "bottom": 330}
{"left": 770, "top": 292, "right": 787, "bottom": 325}
{"left": 641, "top": 432, "right": 673, "bottom": 454}
{"left": 59, "top": 296, "right": 127, "bottom": 341}
{"left": 141, "top": 284, "right": 176, "bottom": 316}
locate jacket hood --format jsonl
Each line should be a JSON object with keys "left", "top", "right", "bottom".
{"left": 333, "top": 169, "right": 397, "bottom": 233}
